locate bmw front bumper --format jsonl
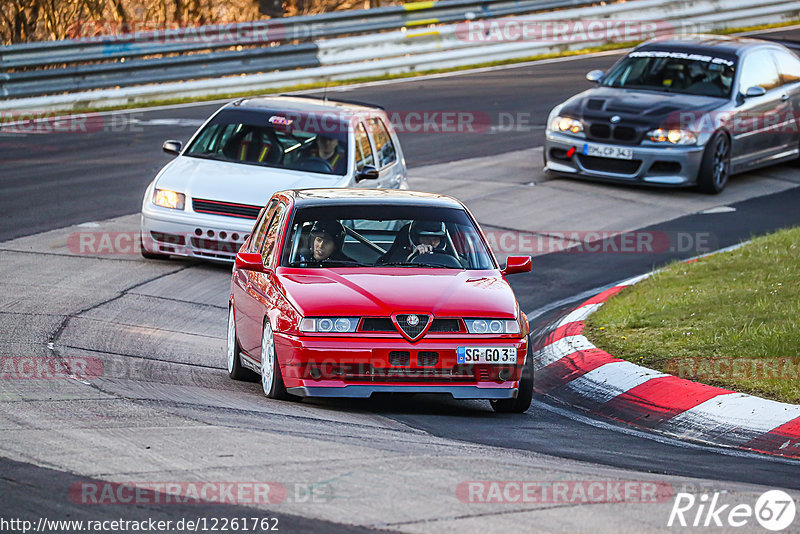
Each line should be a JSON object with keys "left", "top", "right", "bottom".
{"left": 544, "top": 131, "right": 706, "bottom": 187}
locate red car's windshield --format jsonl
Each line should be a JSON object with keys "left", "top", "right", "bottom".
{"left": 282, "top": 205, "right": 496, "bottom": 270}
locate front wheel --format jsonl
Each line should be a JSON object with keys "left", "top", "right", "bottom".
{"left": 227, "top": 306, "right": 257, "bottom": 381}
{"left": 697, "top": 131, "right": 730, "bottom": 194}
{"left": 260, "top": 320, "right": 300, "bottom": 401}
{"left": 491, "top": 342, "right": 533, "bottom": 414}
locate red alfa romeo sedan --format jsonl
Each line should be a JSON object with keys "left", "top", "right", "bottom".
{"left": 227, "top": 189, "right": 534, "bottom": 412}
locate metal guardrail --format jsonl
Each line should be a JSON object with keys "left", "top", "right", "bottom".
{"left": 0, "top": 0, "right": 798, "bottom": 108}
{"left": 0, "top": 0, "right": 594, "bottom": 99}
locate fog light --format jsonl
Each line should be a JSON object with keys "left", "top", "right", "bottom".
{"left": 498, "top": 369, "right": 511, "bottom": 381}
{"left": 309, "top": 367, "right": 322, "bottom": 380}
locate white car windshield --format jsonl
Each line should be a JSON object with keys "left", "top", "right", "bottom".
{"left": 282, "top": 204, "right": 496, "bottom": 270}
{"left": 184, "top": 109, "right": 350, "bottom": 176}
{"left": 602, "top": 50, "right": 736, "bottom": 98}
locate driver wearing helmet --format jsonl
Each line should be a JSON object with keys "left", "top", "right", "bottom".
{"left": 299, "top": 220, "right": 354, "bottom": 264}
{"left": 377, "top": 220, "right": 448, "bottom": 264}
{"left": 300, "top": 135, "right": 347, "bottom": 174}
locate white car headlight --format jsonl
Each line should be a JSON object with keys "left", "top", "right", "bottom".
{"left": 153, "top": 189, "right": 186, "bottom": 210}
{"left": 550, "top": 116, "right": 585, "bottom": 136}
{"left": 646, "top": 128, "right": 697, "bottom": 145}
{"left": 464, "top": 319, "right": 520, "bottom": 334}
{"left": 300, "top": 317, "right": 359, "bottom": 333}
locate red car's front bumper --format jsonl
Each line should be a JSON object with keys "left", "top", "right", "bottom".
{"left": 273, "top": 333, "right": 527, "bottom": 399}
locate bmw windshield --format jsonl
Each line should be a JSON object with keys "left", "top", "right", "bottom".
{"left": 602, "top": 50, "right": 737, "bottom": 98}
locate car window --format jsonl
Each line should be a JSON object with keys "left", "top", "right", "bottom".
{"left": 261, "top": 202, "right": 287, "bottom": 267}
{"left": 368, "top": 118, "right": 397, "bottom": 168}
{"left": 602, "top": 50, "right": 736, "bottom": 97}
{"left": 247, "top": 199, "right": 278, "bottom": 253}
{"left": 739, "top": 49, "right": 782, "bottom": 93}
{"left": 183, "top": 109, "right": 349, "bottom": 176}
{"left": 354, "top": 122, "right": 375, "bottom": 172}
{"left": 773, "top": 49, "right": 800, "bottom": 85}
{"left": 282, "top": 204, "right": 496, "bottom": 270}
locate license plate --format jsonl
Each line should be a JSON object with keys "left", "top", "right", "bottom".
{"left": 583, "top": 143, "right": 633, "bottom": 160}
{"left": 457, "top": 347, "right": 517, "bottom": 364}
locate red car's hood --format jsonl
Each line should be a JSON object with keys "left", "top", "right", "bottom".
{"left": 277, "top": 268, "right": 518, "bottom": 318}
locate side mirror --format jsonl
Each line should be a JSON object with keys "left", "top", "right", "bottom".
{"left": 744, "top": 86, "right": 767, "bottom": 98}
{"left": 235, "top": 252, "right": 265, "bottom": 272}
{"left": 586, "top": 70, "right": 605, "bottom": 83}
{"left": 162, "top": 140, "right": 182, "bottom": 156}
{"left": 355, "top": 165, "right": 380, "bottom": 183}
{"left": 502, "top": 256, "right": 532, "bottom": 276}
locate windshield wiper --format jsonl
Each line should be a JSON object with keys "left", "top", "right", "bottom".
{"left": 379, "top": 261, "right": 452, "bottom": 269}
{"left": 288, "top": 259, "right": 368, "bottom": 267}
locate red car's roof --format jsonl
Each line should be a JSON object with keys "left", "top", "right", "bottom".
{"left": 283, "top": 188, "right": 465, "bottom": 209}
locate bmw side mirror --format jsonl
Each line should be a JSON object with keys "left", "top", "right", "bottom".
{"left": 162, "top": 140, "right": 182, "bottom": 156}
{"left": 502, "top": 256, "right": 532, "bottom": 276}
{"left": 586, "top": 70, "right": 605, "bottom": 83}
{"left": 355, "top": 165, "right": 380, "bottom": 183}
{"left": 235, "top": 252, "right": 265, "bottom": 272}
{"left": 744, "top": 86, "right": 767, "bottom": 98}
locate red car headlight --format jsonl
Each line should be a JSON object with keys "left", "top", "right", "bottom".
{"left": 300, "top": 317, "right": 359, "bottom": 333}
{"left": 464, "top": 319, "right": 520, "bottom": 334}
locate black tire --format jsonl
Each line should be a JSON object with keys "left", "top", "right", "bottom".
{"left": 491, "top": 341, "right": 534, "bottom": 414}
{"left": 260, "top": 320, "right": 301, "bottom": 401}
{"left": 697, "top": 131, "right": 731, "bottom": 194}
{"left": 227, "top": 306, "right": 258, "bottom": 381}
{"left": 140, "top": 236, "right": 171, "bottom": 260}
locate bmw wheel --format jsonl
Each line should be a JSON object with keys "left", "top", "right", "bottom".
{"left": 697, "top": 131, "right": 730, "bottom": 194}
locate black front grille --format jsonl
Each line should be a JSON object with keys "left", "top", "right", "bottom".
{"left": 192, "top": 198, "right": 261, "bottom": 219}
{"left": 360, "top": 318, "right": 394, "bottom": 332}
{"left": 151, "top": 231, "right": 186, "bottom": 245}
{"left": 388, "top": 351, "right": 411, "bottom": 366}
{"left": 190, "top": 237, "right": 240, "bottom": 253}
{"left": 395, "top": 314, "right": 430, "bottom": 339}
{"left": 589, "top": 124, "right": 611, "bottom": 139}
{"left": 418, "top": 351, "right": 439, "bottom": 366}
{"left": 578, "top": 155, "right": 641, "bottom": 175}
{"left": 614, "top": 126, "right": 637, "bottom": 142}
{"left": 428, "top": 319, "right": 461, "bottom": 333}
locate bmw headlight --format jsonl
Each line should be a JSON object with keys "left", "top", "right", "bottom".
{"left": 646, "top": 128, "right": 697, "bottom": 145}
{"left": 465, "top": 319, "right": 520, "bottom": 334}
{"left": 300, "top": 317, "right": 359, "bottom": 333}
{"left": 153, "top": 189, "right": 186, "bottom": 210}
{"left": 550, "top": 116, "right": 585, "bottom": 136}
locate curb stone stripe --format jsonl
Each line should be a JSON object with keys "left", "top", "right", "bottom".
{"left": 533, "top": 256, "right": 800, "bottom": 459}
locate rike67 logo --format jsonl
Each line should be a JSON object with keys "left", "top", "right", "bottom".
{"left": 668, "top": 490, "right": 796, "bottom": 531}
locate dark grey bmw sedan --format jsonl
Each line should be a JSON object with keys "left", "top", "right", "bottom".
{"left": 544, "top": 35, "right": 800, "bottom": 193}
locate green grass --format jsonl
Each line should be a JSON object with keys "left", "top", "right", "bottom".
{"left": 18, "top": 18, "right": 800, "bottom": 116}
{"left": 584, "top": 227, "right": 800, "bottom": 404}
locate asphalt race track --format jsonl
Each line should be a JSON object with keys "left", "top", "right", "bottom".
{"left": 2, "top": 27, "right": 800, "bottom": 533}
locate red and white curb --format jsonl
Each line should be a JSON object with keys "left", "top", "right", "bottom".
{"left": 533, "top": 272, "right": 800, "bottom": 459}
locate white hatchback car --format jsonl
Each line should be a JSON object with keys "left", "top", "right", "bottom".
{"left": 140, "top": 95, "right": 408, "bottom": 261}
